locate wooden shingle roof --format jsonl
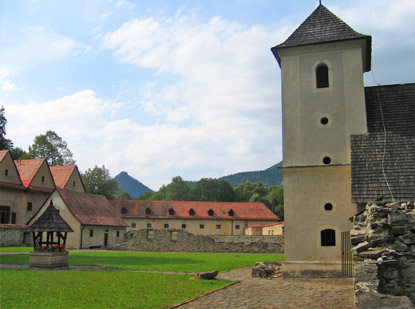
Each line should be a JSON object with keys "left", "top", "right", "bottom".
{"left": 351, "top": 83, "right": 415, "bottom": 203}
{"left": 271, "top": 5, "right": 371, "bottom": 71}
{"left": 27, "top": 203, "right": 74, "bottom": 233}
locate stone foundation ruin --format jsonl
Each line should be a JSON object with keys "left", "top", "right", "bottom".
{"left": 352, "top": 202, "right": 415, "bottom": 307}
{"left": 109, "top": 228, "right": 283, "bottom": 254}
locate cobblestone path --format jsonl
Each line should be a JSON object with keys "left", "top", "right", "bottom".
{"left": 177, "top": 267, "right": 354, "bottom": 309}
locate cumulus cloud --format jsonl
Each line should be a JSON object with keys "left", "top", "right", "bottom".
{"left": 99, "top": 12, "right": 289, "bottom": 186}
{"left": 331, "top": 0, "right": 415, "bottom": 85}
{"left": 0, "top": 70, "right": 21, "bottom": 93}
{"left": 0, "top": 26, "right": 88, "bottom": 75}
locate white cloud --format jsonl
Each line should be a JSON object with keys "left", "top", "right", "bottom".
{"left": 0, "top": 70, "right": 21, "bottom": 93}
{"left": 0, "top": 26, "right": 88, "bottom": 75}
{"left": 100, "top": 12, "right": 288, "bottom": 187}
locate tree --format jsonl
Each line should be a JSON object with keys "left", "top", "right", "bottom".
{"left": 190, "top": 178, "right": 236, "bottom": 202}
{"left": 165, "top": 176, "right": 191, "bottom": 201}
{"left": 29, "top": 130, "right": 75, "bottom": 166}
{"left": 115, "top": 191, "right": 133, "bottom": 200}
{"left": 10, "top": 147, "right": 30, "bottom": 160}
{"left": 82, "top": 165, "right": 120, "bottom": 200}
{"left": 0, "top": 106, "right": 13, "bottom": 150}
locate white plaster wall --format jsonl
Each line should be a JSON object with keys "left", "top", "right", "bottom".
{"left": 279, "top": 40, "right": 367, "bottom": 168}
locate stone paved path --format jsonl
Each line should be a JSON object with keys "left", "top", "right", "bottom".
{"left": 177, "top": 267, "right": 355, "bottom": 309}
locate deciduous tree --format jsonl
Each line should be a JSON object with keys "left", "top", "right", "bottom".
{"left": 29, "top": 130, "right": 75, "bottom": 166}
{"left": 82, "top": 165, "right": 120, "bottom": 200}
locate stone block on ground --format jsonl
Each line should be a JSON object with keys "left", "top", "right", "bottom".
{"left": 252, "top": 262, "right": 282, "bottom": 278}
{"left": 197, "top": 270, "right": 219, "bottom": 279}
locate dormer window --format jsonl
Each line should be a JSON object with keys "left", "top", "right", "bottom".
{"left": 316, "top": 64, "right": 329, "bottom": 88}
{"left": 145, "top": 208, "right": 152, "bottom": 215}
{"left": 169, "top": 208, "right": 175, "bottom": 215}
{"left": 228, "top": 209, "right": 234, "bottom": 217}
{"left": 208, "top": 209, "right": 214, "bottom": 216}
{"left": 189, "top": 208, "right": 195, "bottom": 216}
{"left": 121, "top": 207, "right": 128, "bottom": 215}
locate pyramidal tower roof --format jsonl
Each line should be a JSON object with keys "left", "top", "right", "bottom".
{"left": 272, "top": 5, "right": 372, "bottom": 71}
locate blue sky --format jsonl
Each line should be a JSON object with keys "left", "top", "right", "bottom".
{"left": 1, "top": 0, "right": 414, "bottom": 190}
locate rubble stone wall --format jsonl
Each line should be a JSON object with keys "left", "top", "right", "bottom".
{"left": 0, "top": 225, "right": 30, "bottom": 246}
{"left": 351, "top": 202, "right": 415, "bottom": 308}
{"left": 109, "top": 228, "right": 284, "bottom": 253}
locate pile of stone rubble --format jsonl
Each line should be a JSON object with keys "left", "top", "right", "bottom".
{"left": 351, "top": 202, "right": 415, "bottom": 308}
{"left": 251, "top": 262, "right": 282, "bottom": 278}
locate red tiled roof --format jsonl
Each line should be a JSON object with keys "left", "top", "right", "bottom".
{"left": 0, "top": 150, "right": 8, "bottom": 162}
{"left": 111, "top": 200, "right": 280, "bottom": 221}
{"left": 57, "top": 189, "right": 128, "bottom": 227}
{"left": 14, "top": 159, "right": 45, "bottom": 187}
{"left": 50, "top": 165, "right": 76, "bottom": 189}
{"left": 247, "top": 222, "right": 284, "bottom": 228}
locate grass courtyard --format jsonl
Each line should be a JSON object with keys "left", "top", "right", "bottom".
{"left": 0, "top": 249, "right": 284, "bottom": 308}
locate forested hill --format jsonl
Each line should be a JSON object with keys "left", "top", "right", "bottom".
{"left": 219, "top": 162, "right": 283, "bottom": 187}
{"left": 115, "top": 172, "right": 154, "bottom": 198}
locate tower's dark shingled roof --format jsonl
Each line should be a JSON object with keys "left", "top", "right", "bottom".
{"left": 271, "top": 5, "right": 371, "bottom": 71}
{"left": 351, "top": 83, "right": 415, "bottom": 203}
{"left": 28, "top": 203, "right": 74, "bottom": 233}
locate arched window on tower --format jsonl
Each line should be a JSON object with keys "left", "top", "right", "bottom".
{"left": 316, "top": 64, "right": 329, "bottom": 88}
{"left": 321, "top": 229, "right": 336, "bottom": 246}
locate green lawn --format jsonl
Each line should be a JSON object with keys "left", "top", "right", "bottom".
{"left": 0, "top": 269, "right": 231, "bottom": 308}
{"left": 0, "top": 247, "right": 32, "bottom": 252}
{"left": 0, "top": 251, "right": 284, "bottom": 272}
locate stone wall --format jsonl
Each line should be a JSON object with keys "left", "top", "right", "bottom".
{"left": 0, "top": 224, "right": 31, "bottom": 247}
{"left": 351, "top": 202, "right": 415, "bottom": 307}
{"left": 109, "top": 228, "right": 284, "bottom": 253}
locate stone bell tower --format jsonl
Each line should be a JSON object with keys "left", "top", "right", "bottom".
{"left": 271, "top": 5, "right": 372, "bottom": 277}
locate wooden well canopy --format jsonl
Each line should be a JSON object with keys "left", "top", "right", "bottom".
{"left": 27, "top": 201, "right": 74, "bottom": 251}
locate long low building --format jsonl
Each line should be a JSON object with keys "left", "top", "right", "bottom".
{"left": 112, "top": 200, "right": 281, "bottom": 236}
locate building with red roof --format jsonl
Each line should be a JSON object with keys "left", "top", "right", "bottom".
{"left": 29, "top": 189, "right": 127, "bottom": 249}
{"left": 50, "top": 165, "right": 85, "bottom": 192}
{"left": 112, "top": 200, "right": 280, "bottom": 236}
{"left": 0, "top": 150, "right": 85, "bottom": 226}
{"left": 245, "top": 222, "right": 284, "bottom": 236}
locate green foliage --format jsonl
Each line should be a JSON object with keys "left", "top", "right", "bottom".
{"left": 166, "top": 176, "right": 191, "bottom": 200}
{"left": 235, "top": 183, "right": 284, "bottom": 220}
{"left": 115, "top": 171, "right": 154, "bottom": 198}
{"left": 81, "top": 165, "right": 120, "bottom": 200}
{"left": 219, "top": 162, "right": 283, "bottom": 187}
{"left": 0, "top": 269, "right": 230, "bottom": 309}
{"left": 135, "top": 191, "right": 154, "bottom": 200}
{"left": 190, "top": 178, "right": 236, "bottom": 202}
{"left": 28, "top": 130, "right": 75, "bottom": 166}
{"left": 115, "top": 191, "right": 133, "bottom": 200}
{"left": 9, "top": 147, "right": 30, "bottom": 160}
{"left": 0, "top": 106, "right": 13, "bottom": 150}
